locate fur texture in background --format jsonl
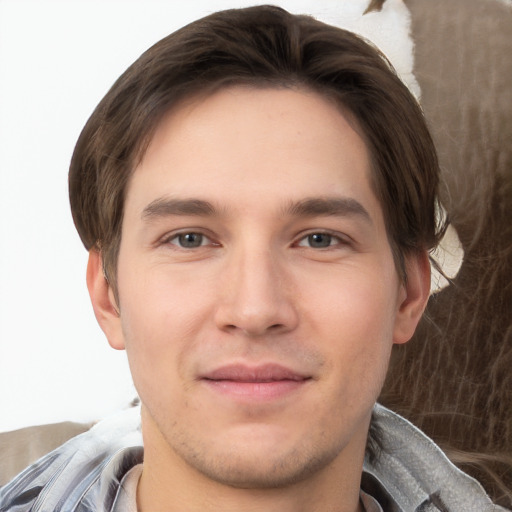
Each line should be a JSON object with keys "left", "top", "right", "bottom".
{"left": 380, "top": 0, "right": 512, "bottom": 508}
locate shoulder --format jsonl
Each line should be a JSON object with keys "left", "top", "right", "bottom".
{"left": 363, "top": 404, "right": 508, "bottom": 512}
{"left": 0, "top": 407, "right": 142, "bottom": 512}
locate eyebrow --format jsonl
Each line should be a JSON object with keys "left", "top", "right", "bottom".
{"left": 285, "top": 197, "right": 372, "bottom": 224}
{"left": 141, "top": 196, "right": 372, "bottom": 224}
{"left": 142, "top": 198, "right": 216, "bottom": 220}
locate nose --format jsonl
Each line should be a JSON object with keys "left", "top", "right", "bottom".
{"left": 214, "top": 246, "right": 299, "bottom": 337}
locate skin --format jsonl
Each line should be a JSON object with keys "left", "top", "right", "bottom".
{"left": 88, "top": 87, "right": 430, "bottom": 512}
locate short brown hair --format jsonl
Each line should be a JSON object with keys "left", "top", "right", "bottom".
{"left": 69, "top": 5, "right": 443, "bottom": 290}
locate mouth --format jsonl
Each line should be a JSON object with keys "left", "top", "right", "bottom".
{"left": 200, "top": 363, "right": 312, "bottom": 401}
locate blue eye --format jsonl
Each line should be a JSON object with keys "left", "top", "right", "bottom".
{"left": 306, "top": 233, "right": 332, "bottom": 248}
{"left": 297, "top": 232, "right": 345, "bottom": 249}
{"left": 171, "top": 232, "right": 207, "bottom": 248}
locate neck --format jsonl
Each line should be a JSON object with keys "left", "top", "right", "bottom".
{"left": 138, "top": 471, "right": 364, "bottom": 512}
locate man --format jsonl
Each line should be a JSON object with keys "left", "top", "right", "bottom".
{"left": 0, "top": 5, "right": 506, "bottom": 512}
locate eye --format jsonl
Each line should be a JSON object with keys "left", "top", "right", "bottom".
{"left": 168, "top": 232, "right": 210, "bottom": 248}
{"left": 296, "top": 232, "right": 345, "bottom": 249}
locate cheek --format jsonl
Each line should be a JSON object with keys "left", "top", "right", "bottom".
{"left": 313, "top": 265, "right": 398, "bottom": 337}
{"left": 311, "top": 269, "right": 397, "bottom": 393}
{"left": 118, "top": 258, "right": 213, "bottom": 335}
{"left": 116, "top": 264, "right": 214, "bottom": 394}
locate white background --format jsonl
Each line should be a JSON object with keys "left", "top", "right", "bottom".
{"left": 0, "top": 0, "right": 412, "bottom": 432}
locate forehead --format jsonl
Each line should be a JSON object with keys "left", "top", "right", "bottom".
{"left": 125, "top": 86, "right": 383, "bottom": 226}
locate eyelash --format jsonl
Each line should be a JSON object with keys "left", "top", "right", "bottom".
{"left": 294, "top": 230, "right": 351, "bottom": 249}
{"left": 161, "top": 230, "right": 351, "bottom": 250}
{"left": 162, "top": 231, "right": 216, "bottom": 249}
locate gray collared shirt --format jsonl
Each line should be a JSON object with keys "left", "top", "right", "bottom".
{"left": 0, "top": 404, "right": 506, "bottom": 511}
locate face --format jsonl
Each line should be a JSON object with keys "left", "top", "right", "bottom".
{"left": 96, "top": 87, "right": 425, "bottom": 489}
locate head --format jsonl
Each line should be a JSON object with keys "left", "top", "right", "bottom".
{"left": 69, "top": 5, "right": 443, "bottom": 296}
{"left": 69, "top": 4, "right": 441, "bottom": 501}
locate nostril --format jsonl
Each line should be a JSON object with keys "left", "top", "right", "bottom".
{"left": 221, "top": 322, "right": 285, "bottom": 336}
{"left": 269, "top": 324, "right": 284, "bottom": 330}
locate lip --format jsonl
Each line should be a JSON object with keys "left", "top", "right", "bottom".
{"left": 200, "top": 363, "right": 311, "bottom": 401}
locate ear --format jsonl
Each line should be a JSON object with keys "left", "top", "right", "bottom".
{"left": 86, "top": 249, "right": 125, "bottom": 350}
{"left": 393, "top": 250, "right": 431, "bottom": 345}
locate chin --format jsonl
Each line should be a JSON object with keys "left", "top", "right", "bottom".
{"left": 169, "top": 428, "right": 348, "bottom": 490}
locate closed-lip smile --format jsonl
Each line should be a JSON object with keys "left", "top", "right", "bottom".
{"left": 200, "top": 363, "right": 312, "bottom": 400}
